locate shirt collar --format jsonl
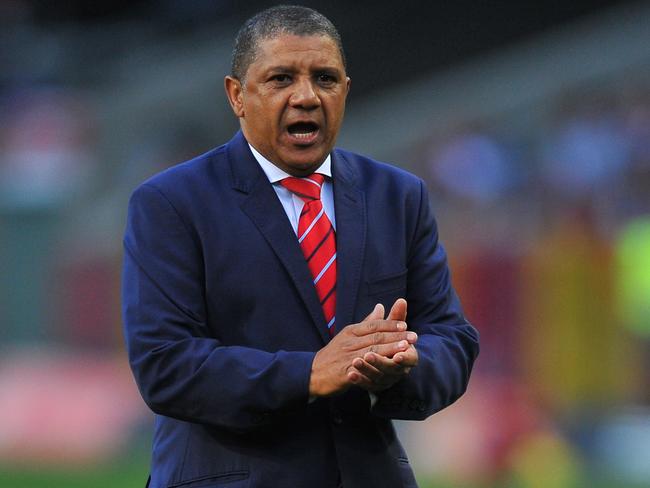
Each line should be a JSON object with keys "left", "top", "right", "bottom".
{"left": 248, "top": 143, "right": 332, "bottom": 184}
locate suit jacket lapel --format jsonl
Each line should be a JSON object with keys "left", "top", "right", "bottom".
{"left": 227, "top": 132, "right": 331, "bottom": 344}
{"left": 331, "top": 150, "right": 366, "bottom": 330}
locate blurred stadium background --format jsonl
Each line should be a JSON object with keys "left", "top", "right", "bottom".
{"left": 1, "top": 1, "right": 650, "bottom": 487}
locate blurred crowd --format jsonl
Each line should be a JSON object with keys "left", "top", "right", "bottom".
{"left": 402, "top": 81, "right": 650, "bottom": 485}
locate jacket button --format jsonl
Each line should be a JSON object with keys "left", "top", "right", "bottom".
{"left": 331, "top": 409, "right": 343, "bottom": 425}
{"left": 251, "top": 413, "right": 269, "bottom": 424}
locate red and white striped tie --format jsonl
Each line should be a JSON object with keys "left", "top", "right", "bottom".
{"left": 281, "top": 174, "right": 337, "bottom": 335}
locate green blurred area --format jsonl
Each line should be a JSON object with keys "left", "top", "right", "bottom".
{"left": 0, "top": 453, "right": 149, "bottom": 488}
{"left": 1, "top": 463, "right": 647, "bottom": 488}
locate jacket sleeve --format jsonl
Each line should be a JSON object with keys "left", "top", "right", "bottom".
{"left": 371, "top": 179, "right": 480, "bottom": 420}
{"left": 122, "top": 183, "right": 315, "bottom": 432}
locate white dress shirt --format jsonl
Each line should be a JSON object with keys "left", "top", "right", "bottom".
{"left": 248, "top": 144, "right": 336, "bottom": 234}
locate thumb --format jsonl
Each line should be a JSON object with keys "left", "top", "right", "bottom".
{"left": 387, "top": 298, "right": 407, "bottom": 322}
{"left": 363, "top": 303, "right": 385, "bottom": 321}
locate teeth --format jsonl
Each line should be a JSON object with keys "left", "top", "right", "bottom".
{"left": 292, "top": 131, "right": 316, "bottom": 139}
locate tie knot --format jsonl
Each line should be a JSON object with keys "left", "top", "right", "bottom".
{"left": 280, "top": 174, "right": 325, "bottom": 201}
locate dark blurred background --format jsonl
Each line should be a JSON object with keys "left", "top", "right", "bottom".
{"left": 1, "top": 1, "right": 650, "bottom": 487}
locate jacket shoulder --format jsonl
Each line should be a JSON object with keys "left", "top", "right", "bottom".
{"left": 333, "top": 148, "right": 424, "bottom": 190}
{"left": 134, "top": 144, "right": 228, "bottom": 196}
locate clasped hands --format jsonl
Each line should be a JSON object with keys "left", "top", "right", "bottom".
{"left": 309, "top": 298, "right": 418, "bottom": 397}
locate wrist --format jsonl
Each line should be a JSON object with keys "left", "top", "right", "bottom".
{"left": 309, "top": 351, "right": 325, "bottom": 397}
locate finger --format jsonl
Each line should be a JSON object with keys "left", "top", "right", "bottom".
{"left": 346, "top": 366, "right": 375, "bottom": 388}
{"left": 393, "top": 345, "right": 419, "bottom": 368}
{"left": 363, "top": 303, "right": 385, "bottom": 321}
{"left": 387, "top": 298, "right": 407, "bottom": 322}
{"left": 352, "top": 357, "right": 385, "bottom": 382}
{"left": 363, "top": 351, "right": 409, "bottom": 375}
{"left": 355, "top": 330, "right": 417, "bottom": 349}
{"left": 351, "top": 318, "right": 407, "bottom": 337}
{"left": 359, "top": 354, "right": 410, "bottom": 391}
{"left": 352, "top": 358, "right": 404, "bottom": 392}
{"left": 365, "top": 339, "right": 411, "bottom": 358}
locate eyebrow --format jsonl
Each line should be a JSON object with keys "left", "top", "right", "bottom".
{"left": 265, "top": 65, "right": 343, "bottom": 74}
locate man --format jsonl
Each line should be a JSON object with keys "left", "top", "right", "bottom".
{"left": 122, "top": 5, "right": 479, "bottom": 488}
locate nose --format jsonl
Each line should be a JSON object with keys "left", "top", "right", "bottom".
{"left": 289, "top": 78, "right": 320, "bottom": 109}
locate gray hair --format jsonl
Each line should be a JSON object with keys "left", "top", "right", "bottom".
{"left": 231, "top": 5, "right": 346, "bottom": 83}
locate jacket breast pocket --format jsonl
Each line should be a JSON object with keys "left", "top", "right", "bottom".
{"left": 366, "top": 269, "right": 407, "bottom": 305}
{"left": 397, "top": 457, "right": 418, "bottom": 488}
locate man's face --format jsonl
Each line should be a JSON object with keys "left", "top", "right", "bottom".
{"left": 225, "top": 34, "right": 350, "bottom": 176}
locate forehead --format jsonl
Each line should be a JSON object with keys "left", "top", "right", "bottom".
{"left": 251, "top": 34, "right": 345, "bottom": 72}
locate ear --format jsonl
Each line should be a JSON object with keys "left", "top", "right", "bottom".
{"left": 345, "top": 76, "right": 351, "bottom": 95}
{"left": 224, "top": 76, "right": 245, "bottom": 117}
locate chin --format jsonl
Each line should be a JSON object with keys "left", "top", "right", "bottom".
{"left": 283, "top": 163, "right": 320, "bottom": 177}
{"left": 282, "top": 153, "right": 326, "bottom": 173}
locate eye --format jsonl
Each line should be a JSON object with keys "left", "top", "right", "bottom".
{"left": 269, "top": 74, "right": 292, "bottom": 84}
{"left": 316, "top": 73, "right": 337, "bottom": 86}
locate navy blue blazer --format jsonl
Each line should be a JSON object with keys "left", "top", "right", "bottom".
{"left": 122, "top": 131, "right": 479, "bottom": 488}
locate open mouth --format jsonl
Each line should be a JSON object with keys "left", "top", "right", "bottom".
{"left": 287, "top": 122, "right": 320, "bottom": 144}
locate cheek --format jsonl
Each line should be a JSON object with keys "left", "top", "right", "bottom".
{"left": 249, "top": 100, "right": 282, "bottom": 127}
{"left": 326, "top": 103, "right": 346, "bottom": 131}
{"left": 326, "top": 95, "right": 346, "bottom": 116}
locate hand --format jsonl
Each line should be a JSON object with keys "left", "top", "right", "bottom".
{"left": 309, "top": 302, "right": 418, "bottom": 397}
{"left": 348, "top": 298, "right": 419, "bottom": 392}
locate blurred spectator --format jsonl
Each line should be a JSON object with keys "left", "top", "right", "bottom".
{"left": 616, "top": 215, "right": 650, "bottom": 339}
{"left": 426, "top": 126, "right": 519, "bottom": 204}
{"left": 0, "top": 87, "right": 98, "bottom": 343}
{"left": 0, "top": 87, "right": 96, "bottom": 209}
{"left": 539, "top": 96, "right": 630, "bottom": 202}
{"left": 451, "top": 249, "right": 522, "bottom": 376}
{"left": 615, "top": 215, "right": 650, "bottom": 406}
{"left": 520, "top": 204, "right": 634, "bottom": 411}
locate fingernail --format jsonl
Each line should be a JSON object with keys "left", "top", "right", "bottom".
{"left": 397, "top": 322, "right": 407, "bottom": 331}
{"left": 406, "top": 331, "right": 417, "bottom": 341}
{"left": 399, "top": 340, "right": 408, "bottom": 349}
